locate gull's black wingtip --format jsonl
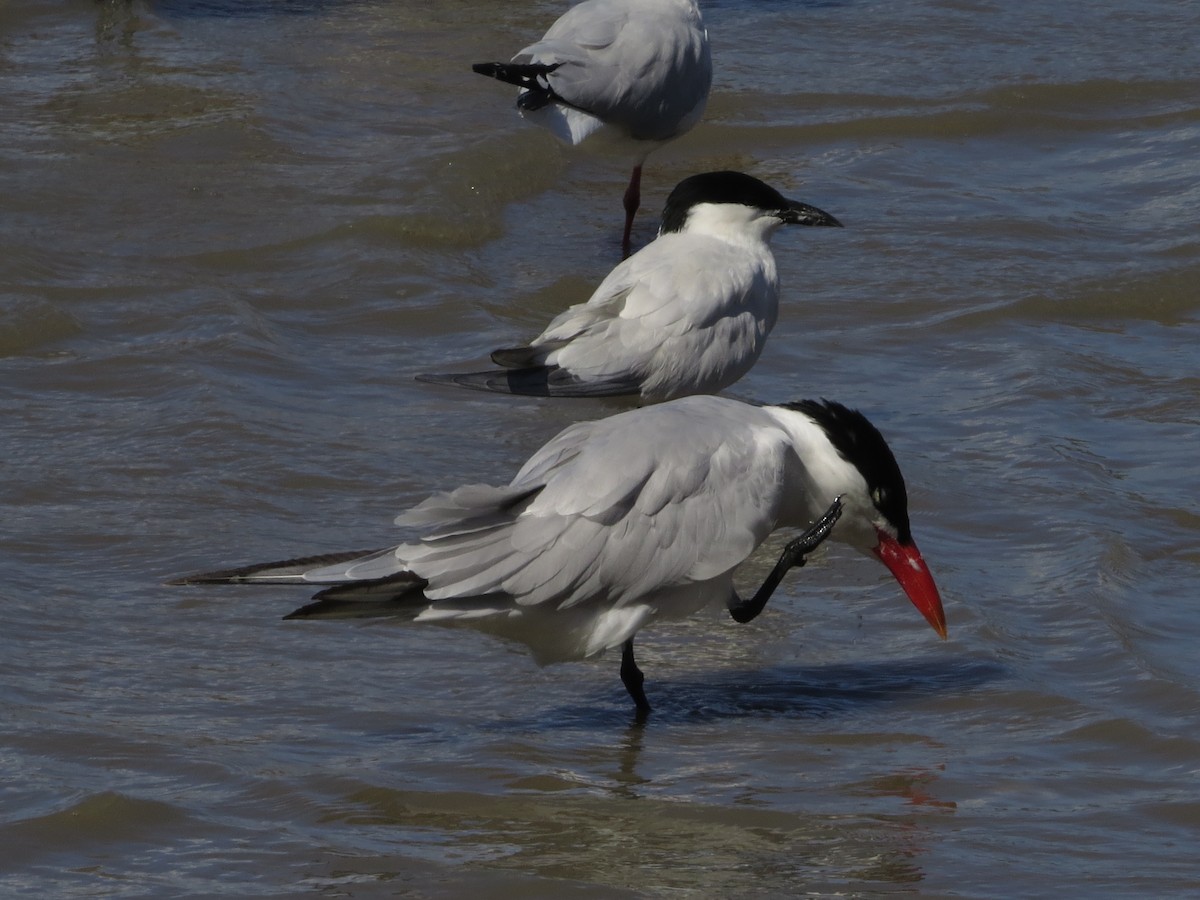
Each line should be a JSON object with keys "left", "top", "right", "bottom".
{"left": 471, "top": 61, "right": 561, "bottom": 90}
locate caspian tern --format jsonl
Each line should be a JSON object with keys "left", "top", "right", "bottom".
{"left": 418, "top": 171, "right": 842, "bottom": 404}
{"left": 169, "top": 395, "right": 947, "bottom": 718}
{"left": 473, "top": 0, "right": 712, "bottom": 257}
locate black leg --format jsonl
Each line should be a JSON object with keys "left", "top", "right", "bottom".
{"left": 728, "top": 497, "right": 844, "bottom": 624}
{"left": 620, "top": 637, "right": 651, "bottom": 721}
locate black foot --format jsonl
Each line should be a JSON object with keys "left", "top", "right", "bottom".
{"left": 728, "top": 496, "right": 844, "bottom": 624}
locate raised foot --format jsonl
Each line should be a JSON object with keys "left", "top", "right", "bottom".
{"left": 728, "top": 496, "right": 844, "bottom": 624}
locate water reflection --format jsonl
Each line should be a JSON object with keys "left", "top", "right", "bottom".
{"left": 317, "top": 775, "right": 941, "bottom": 893}
{"left": 854, "top": 766, "right": 958, "bottom": 812}
{"left": 611, "top": 722, "right": 649, "bottom": 798}
{"left": 292, "top": 657, "right": 985, "bottom": 890}
{"left": 94, "top": 1, "right": 139, "bottom": 52}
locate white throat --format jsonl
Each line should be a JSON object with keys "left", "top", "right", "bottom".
{"left": 678, "top": 202, "right": 783, "bottom": 246}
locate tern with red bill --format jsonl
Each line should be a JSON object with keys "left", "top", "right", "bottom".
{"left": 472, "top": 0, "right": 712, "bottom": 257}
{"left": 169, "top": 395, "right": 946, "bottom": 719}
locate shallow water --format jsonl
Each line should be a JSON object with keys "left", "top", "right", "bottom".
{"left": 2, "top": 0, "right": 1199, "bottom": 896}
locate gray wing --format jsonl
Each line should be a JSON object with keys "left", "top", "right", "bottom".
{"left": 400, "top": 397, "right": 790, "bottom": 608}
{"left": 517, "top": 0, "right": 711, "bottom": 140}
{"left": 528, "top": 233, "right": 777, "bottom": 400}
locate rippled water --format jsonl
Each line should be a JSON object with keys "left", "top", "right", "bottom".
{"left": 3, "top": 0, "right": 1199, "bottom": 896}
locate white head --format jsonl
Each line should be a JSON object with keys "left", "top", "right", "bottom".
{"left": 775, "top": 399, "right": 947, "bottom": 639}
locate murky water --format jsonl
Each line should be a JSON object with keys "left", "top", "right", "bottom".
{"left": 3, "top": 0, "right": 1199, "bottom": 895}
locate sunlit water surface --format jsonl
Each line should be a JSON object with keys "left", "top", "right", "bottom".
{"left": 2, "top": 0, "right": 1199, "bottom": 896}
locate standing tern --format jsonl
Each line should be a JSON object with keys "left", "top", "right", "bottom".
{"left": 169, "top": 395, "right": 947, "bottom": 718}
{"left": 473, "top": 0, "right": 712, "bottom": 256}
{"left": 418, "top": 171, "right": 842, "bottom": 403}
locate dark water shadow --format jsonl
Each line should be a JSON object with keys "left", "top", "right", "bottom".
{"left": 530, "top": 655, "right": 1006, "bottom": 731}
{"left": 144, "top": 0, "right": 352, "bottom": 19}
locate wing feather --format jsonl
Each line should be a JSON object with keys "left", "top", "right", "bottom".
{"left": 401, "top": 398, "right": 789, "bottom": 609}
{"left": 530, "top": 234, "right": 777, "bottom": 399}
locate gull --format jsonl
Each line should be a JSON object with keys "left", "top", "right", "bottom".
{"left": 418, "top": 171, "right": 842, "bottom": 404}
{"left": 169, "top": 395, "right": 947, "bottom": 719}
{"left": 473, "top": 0, "right": 713, "bottom": 256}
